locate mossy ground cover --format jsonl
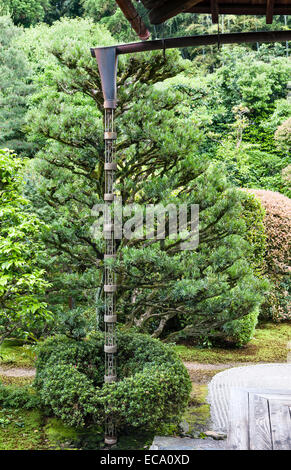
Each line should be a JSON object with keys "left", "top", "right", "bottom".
{"left": 0, "top": 339, "right": 36, "bottom": 368}
{"left": 175, "top": 322, "right": 291, "bottom": 363}
{"left": 0, "top": 382, "right": 155, "bottom": 450}
{"left": 0, "top": 409, "right": 45, "bottom": 450}
{"left": 0, "top": 409, "right": 155, "bottom": 450}
{"left": 179, "top": 384, "right": 211, "bottom": 438}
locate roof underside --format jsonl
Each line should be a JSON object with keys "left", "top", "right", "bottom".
{"left": 140, "top": 0, "right": 291, "bottom": 24}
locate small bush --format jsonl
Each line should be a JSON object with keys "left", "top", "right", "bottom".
{"left": 0, "top": 383, "right": 41, "bottom": 409}
{"left": 241, "top": 191, "right": 267, "bottom": 275}
{"left": 221, "top": 307, "right": 259, "bottom": 347}
{"left": 35, "top": 331, "right": 191, "bottom": 430}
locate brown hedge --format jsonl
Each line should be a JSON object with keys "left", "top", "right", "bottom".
{"left": 244, "top": 189, "right": 291, "bottom": 321}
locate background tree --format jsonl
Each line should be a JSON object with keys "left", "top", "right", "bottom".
{"left": 21, "top": 18, "right": 268, "bottom": 341}
{"left": 0, "top": 149, "right": 50, "bottom": 346}
{"left": 44, "top": 0, "right": 83, "bottom": 24}
{"left": 206, "top": 47, "right": 291, "bottom": 196}
{"left": 0, "top": 16, "right": 35, "bottom": 156}
{"left": 0, "top": 0, "right": 49, "bottom": 26}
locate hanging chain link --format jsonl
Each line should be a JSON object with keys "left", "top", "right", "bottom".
{"left": 104, "top": 108, "right": 117, "bottom": 445}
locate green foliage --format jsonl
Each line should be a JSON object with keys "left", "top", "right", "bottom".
{"left": 82, "top": 0, "right": 136, "bottom": 42}
{"left": 0, "top": 16, "right": 34, "bottom": 155}
{"left": 0, "top": 0, "right": 49, "bottom": 26}
{"left": 35, "top": 331, "right": 192, "bottom": 430}
{"left": 215, "top": 47, "right": 290, "bottom": 117}
{"left": 221, "top": 307, "right": 259, "bottom": 347}
{"left": 0, "top": 149, "right": 51, "bottom": 344}
{"left": 241, "top": 190, "right": 266, "bottom": 275}
{"left": 207, "top": 191, "right": 266, "bottom": 346}
{"left": 20, "top": 18, "right": 268, "bottom": 341}
{"left": 275, "top": 117, "right": 291, "bottom": 153}
{"left": 54, "top": 306, "right": 95, "bottom": 340}
{"left": 0, "top": 382, "right": 40, "bottom": 409}
{"left": 44, "top": 0, "right": 82, "bottom": 24}
{"left": 208, "top": 48, "right": 291, "bottom": 197}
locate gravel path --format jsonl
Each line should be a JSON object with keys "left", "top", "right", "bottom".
{"left": 0, "top": 361, "right": 264, "bottom": 378}
{"left": 0, "top": 361, "right": 241, "bottom": 379}
{"left": 184, "top": 361, "right": 258, "bottom": 371}
{"left": 0, "top": 366, "right": 36, "bottom": 377}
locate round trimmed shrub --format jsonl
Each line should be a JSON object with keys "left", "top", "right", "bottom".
{"left": 221, "top": 307, "right": 259, "bottom": 347}
{"left": 35, "top": 331, "right": 191, "bottom": 430}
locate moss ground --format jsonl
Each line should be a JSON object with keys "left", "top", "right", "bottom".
{"left": 0, "top": 376, "right": 34, "bottom": 386}
{"left": 181, "top": 383, "right": 210, "bottom": 437}
{"left": 0, "top": 409, "right": 45, "bottom": 450}
{"left": 175, "top": 322, "right": 291, "bottom": 363}
{"left": 0, "top": 339, "right": 36, "bottom": 368}
{"left": 0, "top": 409, "right": 155, "bottom": 450}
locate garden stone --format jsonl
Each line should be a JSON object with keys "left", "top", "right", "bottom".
{"left": 204, "top": 431, "right": 227, "bottom": 440}
{"left": 179, "top": 420, "right": 190, "bottom": 435}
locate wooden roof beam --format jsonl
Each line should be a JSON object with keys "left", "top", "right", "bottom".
{"left": 149, "top": 0, "right": 203, "bottom": 24}
{"left": 266, "top": 0, "right": 275, "bottom": 24}
{"left": 186, "top": 2, "right": 291, "bottom": 16}
{"left": 91, "top": 30, "right": 291, "bottom": 56}
{"left": 115, "top": 0, "right": 150, "bottom": 40}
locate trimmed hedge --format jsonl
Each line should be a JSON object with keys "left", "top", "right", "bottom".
{"left": 35, "top": 331, "right": 191, "bottom": 430}
{"left": 221, "top": 307, "right": 259, "bottom": 347}
{"left": 244, "top": 189, "right": 291, "bottom": 321}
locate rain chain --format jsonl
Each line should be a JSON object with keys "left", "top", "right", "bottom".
{"left": 103, "top": 108, "right": 118, "bottom": 445}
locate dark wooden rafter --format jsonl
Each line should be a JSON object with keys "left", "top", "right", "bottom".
{"left": 149, "top": 0, "right": 203, "bottom": 24}
{"left": 127, "top": 0, "right": 291, "bottom": 26}
{"left": 210, "top": 0, "right": 219, "bottom": 23}
{"left": 186, "top": 2, "right": 291, "bottom": 17}
{"left": 115, "top": 0, "right": 150, "bottom": 39}
{"left": 266, "top": 0, "right": 275, "bottom": 24}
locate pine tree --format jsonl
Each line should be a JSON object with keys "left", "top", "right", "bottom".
{"left": 0, "top": 16, "right": 34, "bottom": 155}
{"left": 22, "top": 19, "right": 268, "bottom": 340}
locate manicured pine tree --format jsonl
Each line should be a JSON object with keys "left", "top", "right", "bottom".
{"left": 22, "top": 19, "right": 268, "bottom": 340}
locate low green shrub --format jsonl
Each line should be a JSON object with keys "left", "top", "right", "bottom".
{"left": 241, "top": 190, "right": 266, "bottom": 276}
{"left": 221, "top": 307, "right": 259, "bottom": 347}
{"left": 0, "top": 382, "right": 41, "bottom": 409}
{"left": 35, "top": 331, "right": 191, "bottom": 430}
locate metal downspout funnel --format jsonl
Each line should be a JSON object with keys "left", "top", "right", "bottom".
{"left": 91, "top": 46, "right": 118, "bottom": 109}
